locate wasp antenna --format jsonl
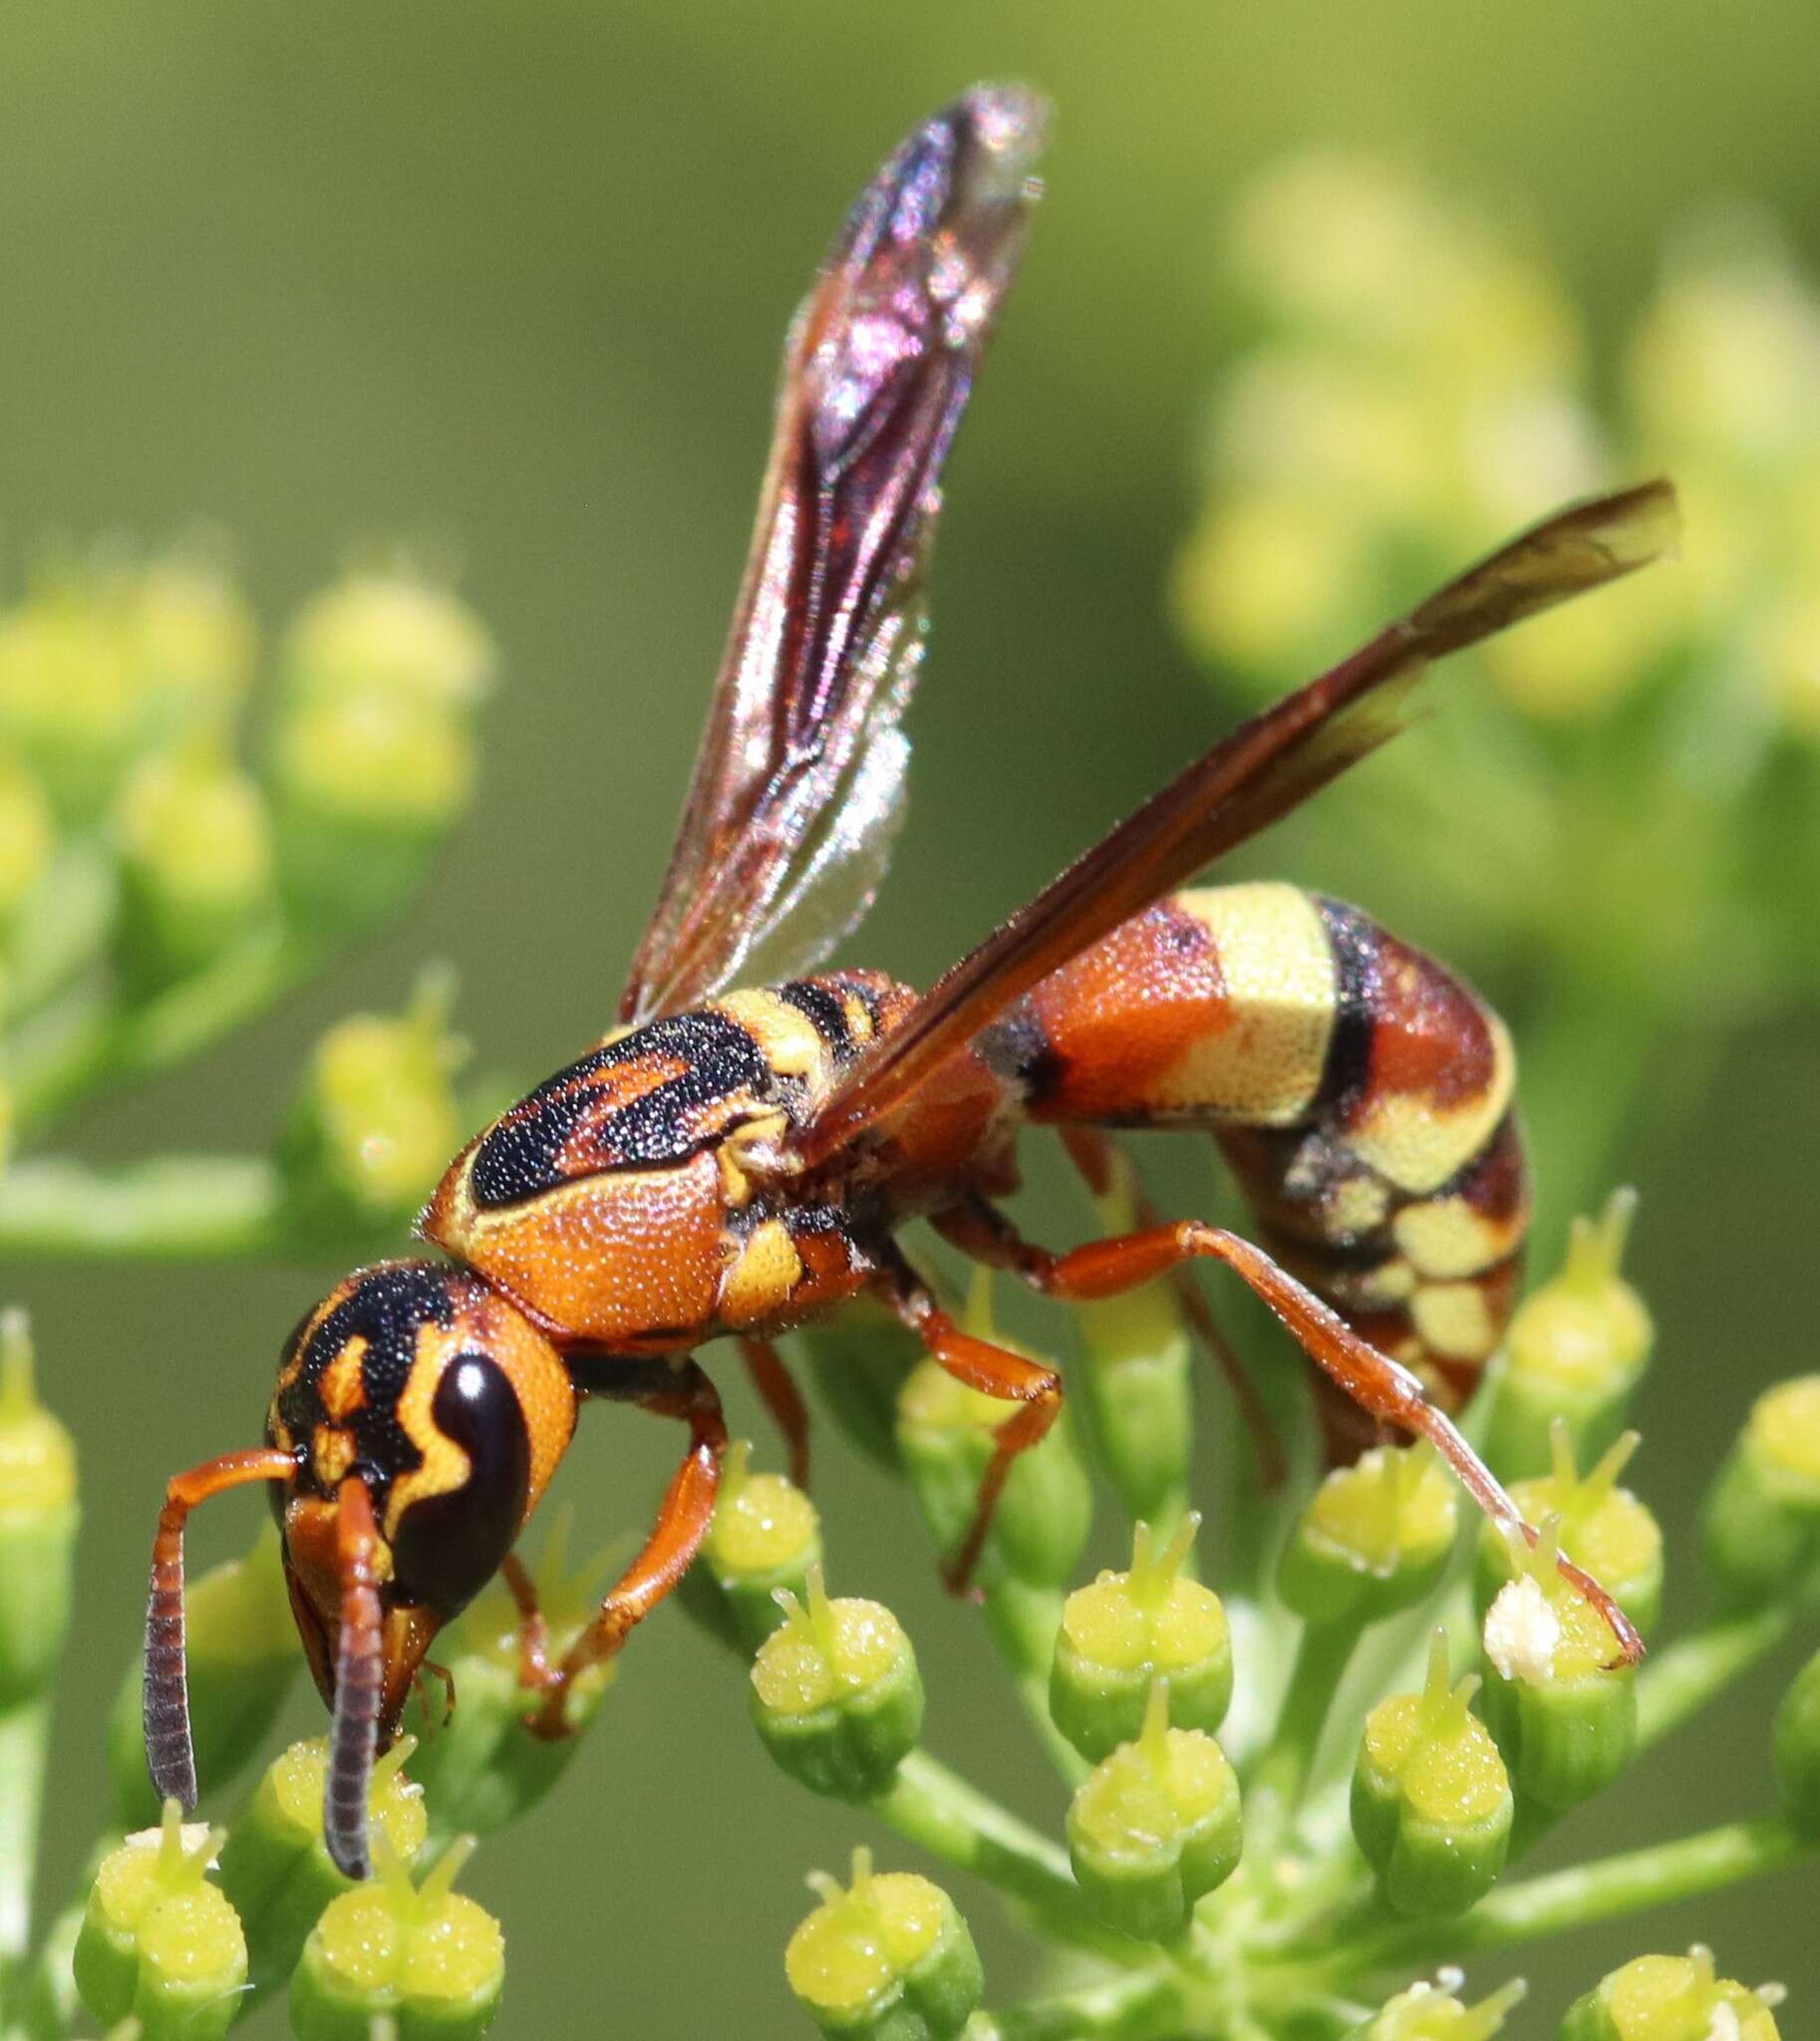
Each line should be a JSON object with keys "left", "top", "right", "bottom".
{"left": 145, "top": 1447, "right": 298, "bottom": 1809}
{"left": 324, "top": 1475, "right": 386, "bottom": 1881}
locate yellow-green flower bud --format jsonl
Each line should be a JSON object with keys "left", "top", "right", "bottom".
{"left": 74, "top": 1802, "right": 247, "bottom": 2041}
{"left": 896, "top": 1280, "right": 1090, "bottom": 1597}
{"left": 217, "top": 1737, "right": 426, "bottom": 2001}
{"left": 1559, "top": 1947, "right": 1783, "bottom": 2040}
{"left": 402, "top": 1514, "right": 615, "bottom": 1850}
{"left": 1072, "top": 1151, "right": 1194, "bottom": 1527}
{"left": 0, "top": 752, "right": 55, "bottom": 929}
{"left": 1478, "top": 1520, "right": 1637, "bottom": 1812}
{"left": 291, "top": 1834, "right": 503, "bottom": 2040}
{"left": 1353, "top": 1631, "right": 1512, "bottom": 1916}
{"left": 1279, "top": 1442, "right": 1457, "bottom": 1628}
{"left": 1477, "top": 1425, "right": 1664, "bottom": 1641}
{"left": 1051, "top": 1515, "right": 1232, "bottom": 1763}
{"left": 279, "top": 971, "right": 465, "bottom": 1243}
{"left": 1701, "top": 1377, "right": 1820, "bottom": 1608}
{"left": 751, "top": 1569, "right": 923, "bottom": 1799}
{"left": 798, "top": 1302, "right": 923, "bottom": 1475}
{"left": 1773, "top": 1643, "right": 1820, "bottom": 1841}
{"left": 108, "top": 1526, "right": 299, "bottom": 1830}
{"left": 679, "top": 1440, "right": 821, "bottom": 1653}
{"left": 785, "top": 1849, "right": 982, "bottom": 2041}
{"left": 0, "top": 1311, "right": 78, "bottom": 1708}
{"left": 1347, "top": 1976, "right": 1525, "bottom": 2039}
{"left": 0, "top": 583, "right": 138, "bottom": 818}
{"left": 1486, "top": 1191, "right": 1652, "bottom": 1482}
{"left": 283, "top": 572, "right": 493, "bottom": 715}
{"left": 114, "top": 745, "right": 275, "bottom": 991}
{"left": 1065, "top": 1680, "right": 1243, "bottom": 1942}
{"left": 127, "top": 555, "right": 256, "bottom": 741}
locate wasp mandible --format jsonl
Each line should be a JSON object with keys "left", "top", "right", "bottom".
{"left": 144, "top": 84, "right": 1676, "bottom": 1881}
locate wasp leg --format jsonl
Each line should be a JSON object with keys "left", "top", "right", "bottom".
{"left": 943, "top": 1207, "right": 1641, "bottom": 1664}
{"left": 526, "top": 1361, "right": 728, "bottom": 1739}
{"left": 876, "top": 1253, "right": 1062, "bottom": 1598}
{"left": 740, "top": 1336, "right": 811, "bottom": 1490}
{"left": 499, "top": 1552, "right": 554, "bottom": 1694}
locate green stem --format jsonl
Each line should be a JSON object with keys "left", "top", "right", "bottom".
{"left": 0, "top": 1157, "right": 288, "bottom": 1259}
{"left": 1279, "top": 1817, "right": 1811, "bottom": 1984}
{"left": 871, "top": 1752, "right": 1131, "bottom": 1962}
{"left": 1246, "top": 1617, "right": 1364, "bottom": 1819}
{"left": 986, "top": 1586, "right": 1088, "bottom": 1786}
{"left": 1637, "top": 1606, "right": 1792, "bottom": 1750}
{"left": 0, "top": 1702, "right": 49, "bottom": 1967}
{"left": 10, "top": 924, "right": 316, "bottom": 1131}
{"left": 991, "top": 1969, "right": 1181, "bottom": 2040}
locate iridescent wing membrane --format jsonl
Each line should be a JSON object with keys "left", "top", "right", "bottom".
{"left": 619, "top": 87, "right": 1046, "bottom": 1025}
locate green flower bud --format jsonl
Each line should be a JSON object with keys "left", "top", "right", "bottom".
{"left": 1701, "top": 1377, "right": 1820, "bottom": 1608}
{"left": 1559, "top": 1947, "right": 1783, "bottom": 2040}
{"left": 1477, "top": 1424, "right": 1664, "bottom": 1641}
{"left": 1486, "top": 1191, "right": 1652, "bottom": 1482}
{"left": 1051, "top": 1515, "right": 1232, "bottom": 1763}
{"left": 1347, "top": 1975, "right": 1525, "bottom": 2039}
{"left": 785, "top": 1849, "right": 982, "bottom": 2041}
{"left": 217, "top": 1737, "right": 426, "bottom": 2001}
{"left": 279, "top": 970, "right": 465, "bottom": 1243}
{"left": 291, "top": 1834, "right": 503, "bottom": 2041}
{"left": 0, "top": 581, "right": 138, "bottom": 817}
{"left": 1772, "top": 1643, "right": 1820, "bottom": 1840}
{"left": 798, "top": 1302, "right": 922, "bottom": 1476}
{"left": 1065, "top": 1680, "right": 1243, "bottom": 1942}
{"left": 1353, "top": 1631, "right": 1512, "bottom": 1916}
{"left": 402, "top": 1513, "right": 615, "bottom": 1848}
{"left": 74, "top": 1802, "right": 247, "bottom": 2041}
{"left": 679, "top": 1440, "right": 821, "bottom": 1653}
{"left": 896, "top": 1277, "right": 1091, "bottom": 1596}
{"left": 0, "top": 1311, "right": 78, "bottom": 1708}
{"left": 114, "top": 744, "right": 276, "bottom": 991}
{"left": 109, "top": 1525, "right": 299, "bottom": 1830}
{"left": 750, "top": 1569, "right": 923, "bottom": 1799}
{"left": 1279, "top": 1442, "right": 1457, "bottom": 1628}
{"left": 271, "top": 572, "right": 491, "bottom": 936}
{"left": 127, "top": 555, "right": 256, "bottom": 741}
{"left": 0, "top": 752, "right": 56, "bottom": 930}
{"left": 1478, "top": 1520, "right": 1637, "bottom": 1812}
{"left": 1072, "top": 1153, "right": 1193, "bottom": 1528}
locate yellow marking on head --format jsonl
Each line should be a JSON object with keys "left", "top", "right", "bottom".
{"left": 1410, "top": 1280, "right": 1498, "bottom": 1361}
{"left": 719, "top": 1217, "right": 805, "bottom": 1329}
{"left": 318, "top": 1336, "right": 368, "bottom": 1422}
{"left": 1169, "top": 885, "right": 1336, "bottom": 1123}
{"left": 1349, "top": 1014, "right": 1516, "bottom": 1196}
{"left": 386, "top": 1321, "right": 473, "bottom": 1534}
{"left": 1325, "top": 1175, "right": 1390, "bottom": 1239}
{"left": 1394, "top": 1192, "right": 1525, "bottom": 1280}
{"left": 717, "top": 990, "right": 828, "bottom": 1084}
{"left": 312, "top": 1424, "right": 357, "bottom": 1490}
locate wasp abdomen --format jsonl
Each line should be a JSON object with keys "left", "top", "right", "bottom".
{"left": 1009, "top": 883, "right": 1528, "bottom": 1403}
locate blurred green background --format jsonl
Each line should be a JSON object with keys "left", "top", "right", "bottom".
{"left": 5, "top": 3, "right": 1819, "bottom": 2032}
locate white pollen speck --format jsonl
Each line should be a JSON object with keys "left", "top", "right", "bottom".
{"left": 1484, "top": 1576, "right": 1561, "bottom": 1684}
{"left": 1707, "top": 2004, "right": 1742, "bottom": 2041}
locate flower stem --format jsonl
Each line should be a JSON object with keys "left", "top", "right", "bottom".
{"left": 990, "top": 1968, "right": 1182, "bottom": 2040}
{"left": 1637, "top": 1605, "right": 1792, "bottom": 1750}
{"left": 1278, "top": 1817, "right": 1812, "bottom": 1984}
{"left": 0, "top": 1157, "right": 289, "bottom": 1259}
{"left": 1246, "top": 1616, "right": 1363, "bottom": 1820}
{"left": 0, "top": 1702, "right": 49, "bottom": 1965}
{"left": 871, "top": 1752, "right": 1130, "bottom": 1961}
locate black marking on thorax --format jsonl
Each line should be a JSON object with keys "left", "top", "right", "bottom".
{"left": 975, "top": 1000, "right": 1062, "bottom": 1103}
{"left": 777, "top": 980, "right": 856, "bottom": 1063}
{"left": 468, "top": 1009, "right": 771, "bottom": 1210}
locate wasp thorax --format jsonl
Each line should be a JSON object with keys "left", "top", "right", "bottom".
{"left": 268, "top": 1261, "right": 576, "bottom": 1701}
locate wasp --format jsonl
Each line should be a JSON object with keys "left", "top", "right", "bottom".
{"left": 145, "top": 85, "right": 1674, "bottom": 1879}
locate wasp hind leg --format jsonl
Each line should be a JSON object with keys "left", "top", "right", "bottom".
{"left": 876, "top": 1251, "right": 1062, "bottom": 1596}
{"left": 524, "top": 1359, "right": 728, "bottom": 1739}
{"left": 739, "top": 1336, "right": 811, "bottom": 1490}
{"left": 937, "top": 1202, "right": 1643, "bottom": 1664}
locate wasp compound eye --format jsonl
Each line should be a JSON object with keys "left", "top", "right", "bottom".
{"left": 389, "top": 1351, "right": 531, "bottom": 1618}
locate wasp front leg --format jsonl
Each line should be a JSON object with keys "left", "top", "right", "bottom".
{"left": 526, "top": 1359, "right": 728, "bottom": 1739}
{"left": 875, "top": 1251, "right": 1062, "bottom": 1595}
